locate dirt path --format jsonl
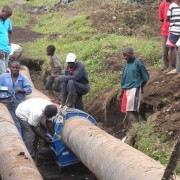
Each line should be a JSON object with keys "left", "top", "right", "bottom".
{"left": 12, "top": 26, "right": 43, "bottom": 43}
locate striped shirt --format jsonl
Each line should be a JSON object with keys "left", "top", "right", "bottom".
{"left": 167, "top": 2, "right": 180, "bottom": 35}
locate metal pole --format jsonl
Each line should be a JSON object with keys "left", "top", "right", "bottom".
{"left": 0, "top": 103, "right": 43, "bottom": 180}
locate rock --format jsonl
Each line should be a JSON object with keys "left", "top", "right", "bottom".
{"left": 56, "top": 0, "right": 75, "bottom": 5}
{"left": 174, "top": 92, "right": 180, "bottom": 100}
{"left": 32, "top": 6, "right": 48, "bottom": 14}
{"left": 9, "top": 44, "right": 23, "bottom": 61}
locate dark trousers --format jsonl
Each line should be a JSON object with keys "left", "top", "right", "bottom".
{"left": 162, "top": 36, "right": 176, "bottom": 69}
{"left": 162, "top": 36, "right": 169, "bottom": 69}
{"left": 19, "top": 119, "right": 38, "bottom": 158}
{"left": 46, "top": 75, "right": 61, "bottom": 92}
{"left": 6, "top": 103, "right": 22, "bottom": 137}
{"left": 60, "top": 79, "right": 90, "bottom": 110}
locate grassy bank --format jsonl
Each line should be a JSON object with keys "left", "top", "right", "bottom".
{"left": 134, "top": 121, "right": 180, "bottom": 175}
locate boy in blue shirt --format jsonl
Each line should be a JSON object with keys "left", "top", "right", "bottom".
{"left": 0, "top": 6, "right": 13, "bottom": 75}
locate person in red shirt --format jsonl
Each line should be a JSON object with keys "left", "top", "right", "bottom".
{"left": 158, "top": 0, "right": 172, "bottom": 70}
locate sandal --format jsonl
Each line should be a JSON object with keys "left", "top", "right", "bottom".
{"left": 164, "top": 67, "right": 174, "bottom": 74}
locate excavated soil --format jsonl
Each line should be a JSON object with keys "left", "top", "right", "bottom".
{"left": 90, "top": 1, "right": 162, "bottom": 38}
{"left": 87, "top": 60, "right": 180, "bottom": 141}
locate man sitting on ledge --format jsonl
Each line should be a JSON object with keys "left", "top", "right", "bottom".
{"left": 56, "top": 53, "right": 90, "bottom": 110}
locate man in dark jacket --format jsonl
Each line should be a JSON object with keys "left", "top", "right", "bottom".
{"left": 57, "top": 53, "right": 90, "bottom": 110}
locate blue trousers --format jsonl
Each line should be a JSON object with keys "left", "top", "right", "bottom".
{"left": 6, "top": 102, "right": 23, "bottom": 137}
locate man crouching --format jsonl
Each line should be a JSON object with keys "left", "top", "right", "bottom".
{"left": 15, "top": 98, "right": 57, "bottom": 159}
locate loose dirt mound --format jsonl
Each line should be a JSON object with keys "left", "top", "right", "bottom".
{"left": 144, "top": 73, "right": 180, "bottom": 141}
{"left": 91, "top": 1, "right": 161, "bottom": 38}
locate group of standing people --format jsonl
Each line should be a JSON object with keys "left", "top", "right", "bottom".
{"left": 159, "top": 0, "right": 180, "bottom": 73}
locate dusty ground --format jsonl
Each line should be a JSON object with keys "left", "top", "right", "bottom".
{"left": 12, "top": 26, "right": 42, "bottom": 43}
{"left": 91, "top": 2, "right": 161, "bottom": 38}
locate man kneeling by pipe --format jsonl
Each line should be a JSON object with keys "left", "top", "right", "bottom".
{"left": 15, "top": 98, "right": 57, "bottom": 159}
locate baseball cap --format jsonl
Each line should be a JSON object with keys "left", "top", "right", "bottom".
{"left": 66, "top": 53, "right": 76, "bottom": 63}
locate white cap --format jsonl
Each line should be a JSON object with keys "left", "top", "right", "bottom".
{"left": 66, "top": 53, "right": 76, "bottom": 63}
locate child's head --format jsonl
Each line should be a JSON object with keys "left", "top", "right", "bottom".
{"left": 46, "top": 45, "right": 56, "bottom": 56}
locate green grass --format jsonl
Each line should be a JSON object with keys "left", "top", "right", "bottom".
{"left": 11, "top": 7, "right": 30, "bottom": 28}
{"left": 33, "top": 13, "right": 93, "bottom": 35}
{"left": 26, "top": 0, "right": 59, "bottom": 7}
{"left": 0, "top": 0, "right": 13, "bottom": 7}
{"left": 134, "top": 121, "right": 180, "bottom": 175}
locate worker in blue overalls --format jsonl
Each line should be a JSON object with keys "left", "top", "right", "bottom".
{"left": 0, "top": 61, "right": 32, "bottom": 136}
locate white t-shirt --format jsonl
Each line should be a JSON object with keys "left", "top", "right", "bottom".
{"left": 15, "top": 98, "right": 53, "bottom": 127}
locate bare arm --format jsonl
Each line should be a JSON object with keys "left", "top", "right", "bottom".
{"left": 30, "top": 125, "right": 52, "bottom": 143}
{"left": 0, "top": 50, "right": 4, "bottom": 59}
{"left": 166, "top": 16, "right": 170, "bottom": 22}
{"left": 8, "top": 31, "right": 12, "bottom": 46}
{"left": 46, "top": 121, "right": 55, "bottom": 136}
{"left": 141, "top": 81, "right": 148, "bottom": 93}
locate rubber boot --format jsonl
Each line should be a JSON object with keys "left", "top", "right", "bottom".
{"left": 124, "top": 127, "right": 136, "bottom": 146}
{"left": 66, "top": 93, "right": 78, "bottom": 108}
{"left": 124, "top": 112, "right": 138, "bottom": 146}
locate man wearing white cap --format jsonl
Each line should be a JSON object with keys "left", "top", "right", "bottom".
{"left": 57, "top": 53, "right": 90, "bottom": 110}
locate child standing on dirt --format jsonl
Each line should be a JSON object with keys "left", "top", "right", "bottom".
{"left": 46, "top": 45, "right": 62, "bottom": 100}
{"left": 166, "top": 0, "right": 180, "bottom": 73}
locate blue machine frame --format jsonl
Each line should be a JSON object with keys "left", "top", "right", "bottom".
{"left": 47, "top": 108, "right": 97, "bottom": 168}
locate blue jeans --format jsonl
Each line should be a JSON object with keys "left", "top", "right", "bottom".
{"left": 0, "top": 52, "right": 9, "bottom": 75}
